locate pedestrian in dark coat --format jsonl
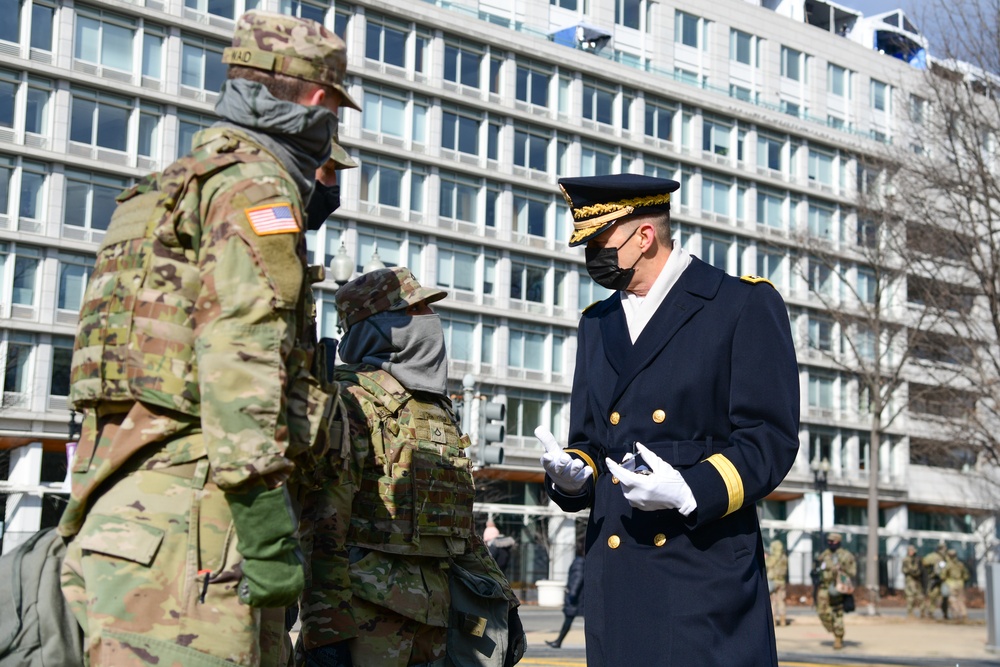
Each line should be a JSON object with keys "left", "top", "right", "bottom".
{"left": 538, "top": 174, "right": 800, "bottom": 666}
{"left": 546, "top": 555, "right": 585, "bottom": 648}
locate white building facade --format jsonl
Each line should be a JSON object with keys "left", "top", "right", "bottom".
{"left": 0, "top": 0, "right": 994, "bottom": 592}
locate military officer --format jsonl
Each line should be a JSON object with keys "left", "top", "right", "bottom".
{"left": 766, "top": 540, "right": 789, "bottom": 627}
{"left": 815, "top": 533, "right": 856, "bottom": 650}
{"left": 538, "top": 174, "right": 800, "bottom": 666}
{"left": 901, "top": 544, "right": 925, "bottom": 618}
{"left": 58, "top": 11, "right": 357, "bottom": 665}
{"left": 297, "top": 268, "right": 523, "bottom": 667}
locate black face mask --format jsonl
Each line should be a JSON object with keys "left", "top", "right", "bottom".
{"left": 584, "top": 227, "right": 641, "bottom": 291}
{"left": 827, "top": 542, "right": 840, "bottom": 552}
{"left": 306, "top": 183, "right": 341, "bottom": 230}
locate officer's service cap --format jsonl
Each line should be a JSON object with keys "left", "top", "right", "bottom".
{"left": 223, "top": 10, "right": 361, "bottom": 111}
{"left": 558, "top": 174, "right": 679, "bottom": 247}
{"left": 336, "top": 267, "right": 446, "bottom": 330}
{"left": 826, "top": 532, "right": 843, "bottom": 543}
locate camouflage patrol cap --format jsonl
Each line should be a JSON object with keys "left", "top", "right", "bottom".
{"left": 826, "top": 532, "right": 843, "bottom": 543}
{"left": 223, "top": 10, "right": 361, "bottom": 111}
{"left": 947, "top": 548, "right": 957, "bottom": 557}
{"left": 336, "top": 267, "right": 447, "bottom": 331}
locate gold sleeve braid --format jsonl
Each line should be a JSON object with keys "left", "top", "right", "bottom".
{"left": 704, "top": 453, "right": 744, "bottom": 516}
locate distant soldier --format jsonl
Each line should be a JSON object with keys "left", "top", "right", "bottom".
{"left": 58, "top": 10, "right": 357, "bottom": 665}
{"left": 901, "top": 544, "right": 925, "bottom": 618}
{"left": 815, "top": 533, "right": 856, "bottom": 650}
{"left": 922, "top": 542, "right": 948, "bottom": 619}
{"left": 942, "top": 549, "right": 970, "bottom": 621}
{"left": 765, "top": 540, "right": 789, "bottom": 626}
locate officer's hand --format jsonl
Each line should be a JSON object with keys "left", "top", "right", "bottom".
{"left": 536, "top": 426, "right": 592, "bottom": 494}
{"left": 605, "top": 443, "right": 697, "bottom": 515}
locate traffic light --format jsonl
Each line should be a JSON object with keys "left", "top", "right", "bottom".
{"left": 478, "top": 399, "right": 505, "bottom": 466}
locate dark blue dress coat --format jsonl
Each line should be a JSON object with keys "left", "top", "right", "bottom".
{"left": 547, "top": 258, "right": 800, "bottom": 666}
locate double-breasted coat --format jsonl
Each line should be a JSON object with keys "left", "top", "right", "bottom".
{"left": 547, "top": 257, "right": 800, "bottom": 666}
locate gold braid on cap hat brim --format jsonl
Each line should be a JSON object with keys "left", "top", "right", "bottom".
{"left": 571, "top": 192, "right": 671, "bottom": 220}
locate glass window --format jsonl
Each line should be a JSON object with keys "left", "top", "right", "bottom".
{"left": 516, "top": 63, "right": 549, "bottom": 107}
{"left": 507, "top": 392, "right": 544, "bottom": 437}
{"left": 808, "top": 315, "right": 833, "bottom": 351}
{"left": 756, "top": 188, "right": 783, "bottom": 227}
{"left": 644, "top": 98, "right": 673, "bottom": 141}
{"left": 550, "top": 0, "right": 581, "bottom": 8}
{"left": 703, "top": 116, "right": 731, "bottom": 155}
{"left": 19, "top": 163, "right": 45, "bottom": 220}
{"left": 64, "top": 170, "right": 127, "bottom": 232}
{"left": 279, "top": 0, "right": 325, "bottom": 22}
{"left": 757, "top": 133, "right": 784, "bottom": 171}
{"left": 359, "top": 153, "right": 404, "bottom": 208}
{"left": 177, "top": 111, "right": 214, "bottom": 155}
{"left": 616, "top": 0, "right": 641, "bottom": 29}
{"left": 808, "top": 372, "right": 835, "bottom": 408}
{"left": 437, "top": 241, "right": 477, "bottom": 292}
{"left": 58, "top": 253, "right": 94, "bottom": 311}
{"left": 512, "top": 191, "right": 548, "bottom": 238}
{"left": 508, "top": 323, "right": 546, "bottom": 370}
{"left": 50, "top": 335, "right": 74, "bottom": 397}
{"left": 412, "top": 98, "right": 428, "bottom": 144}
{"left": 181, "top": 38, "right": 226, "bottom": 92}
{"left": 808, "top": 202, "right": 834, "bottom": 239}
{"left": 828, "top": 64, "right": 846, "bottom": 96}
{"left": 25, "top": 78, "right": 50, "bottom": 135}
{"left": 701, "top": 175, "right": 730, "bottom": 217}
{"left": 510, "top": 259, "right": 546, "bottom": 303}
{"left": 0, "top": 70, "right": 15, "bottom": 128}
{"left": 363, "top": 87, "right": 406, "bottom": 138}
{"left": 138, "top": 103, "right": 160, "bottom": 158}
{"left": 439, "top": 173, "right": 478, "bottom": 222}
{"left": 578, "top": 272, "right": 612, "bottom": 310}
{"left": 69, "top": 88, "right": 130, "bottom": 152}
{"left": 675, "top": 10, "right": 701, "bottom": 48}
{"left": 730, "top": 29, "right": 754, "bottom": 65}
{"left": 0, "top": 0, "right": 19, "bottom": 43}
{"left": 142, "top": 28, "right": 164, "bottom": 79}
{"left": 75, "top": 10, "right": 136, "bottom": 72}
{"left": 809, "top": 259, "right": 832, "bottom": 295}
{"left": 857, "top": 266, "right": 876, "bottom": 303}
{"left": 356, "top": 230, "right": 401, "bottom": 271}
{"left": 0, "top": 157, "right": 10, "bottom": 216}
{"left": 444, "top": 41, "right": 482, "bottom": 88}
{"left": 489, "top": 56, "right": 502, "bottom": 95}
{"left": 871, "top": 79, "right": 888, "bottom": 111}
{"left": 756, "top": 249, "right": 785, "bottom": 287}
{"left": 440, "top": 311, "right": 476, "bottom": 362}
{"left": 12, "top": 246, "right": 40, "bottom": 305}
{"left": 781, "top": 46, "right": 802, "bottom": 81}
{"left": 513, "top": 127, "right": 548, "bottom": 171}
{"left": 30, "top": 1, "right": 54, "bottom": 51}
{"left": 580, "top": 142, "right": 615, "bottom": 176}
{"left": 582, "top": 80, "right": 613, "bottom": 124}
{"left": 701, "top": 233, "right": 730, "bottom": 271}
{"left": 441, "top": 108, "right": 480, "bottom": 155}
{"left": 3, "top": 335, "right": 33, "bottom": 394}
{"left": 365, "top": 15, "right": 406, "bottom": 68}
{"left": 808, "top": 148, "right": 834, "bottom": 185}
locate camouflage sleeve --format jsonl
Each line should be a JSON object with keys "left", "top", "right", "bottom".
{"left": 194, "top": 167, "right": 305, "bottom": 490}
{"left": 299, "top": 383, "right": 369, "bottom": 647}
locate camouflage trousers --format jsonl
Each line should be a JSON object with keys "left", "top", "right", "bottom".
{"left": 61, "top": 459, "right": 291, "bottom": 666}
{"left": 944, "top": 581, "right": 967, "bottom": 619}
{"left": 924, "top": 583, "right": 943, "bottom": 618}
{"left": 903, "top": 577, "right": 924, "bottom": 615}
{"left": 769, "top": 582, "right": 786, "bottom": 624}
{"left": 347, "top": 596, "right": 447, "bottom": 667}
{"left": 816, "top": 589, "right": 845, "bottom": 639}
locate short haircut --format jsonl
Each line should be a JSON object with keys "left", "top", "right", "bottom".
{"left": 627, "top": 210, "right": 672, "bottom": 246}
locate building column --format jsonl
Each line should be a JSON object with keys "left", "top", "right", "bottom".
{"left": 3, "top": 441, "right": 43, "bottom": 554}
{"left": 546, "top": 514, "right": 576, "bottom": 583}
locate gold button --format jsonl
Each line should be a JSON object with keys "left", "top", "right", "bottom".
{"left": 608, "top": 535, "right": 621, "bottom": 549}
{"left": 612, "top": 476, "right": 619, "bottom": 485}
{"left": 610, "top": 411, "right": 620, "bottom": 425}
{"left": 654, "top": 533, "right": 667, "bottom": 547}
{"left": 652, "top": 409, "right": 666, "bottom": 423}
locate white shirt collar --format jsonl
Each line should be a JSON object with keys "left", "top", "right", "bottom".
{"left": 621, "top": 242, "right": 692, "bottom": 343}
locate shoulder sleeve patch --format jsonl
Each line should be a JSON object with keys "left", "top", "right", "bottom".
{"left": 740, "top": 274, "right": 775, "bottom": 289}
{"left": 245, "top": 203, "right": 299, "bottom": 236}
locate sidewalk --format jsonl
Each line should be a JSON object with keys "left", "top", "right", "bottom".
{"left": 529, "top": 610, "right": 995, "bottom": 663}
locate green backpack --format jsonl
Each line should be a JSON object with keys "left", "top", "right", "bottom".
{"left": 0, "top": 528, "right": 84, "bottom": 666}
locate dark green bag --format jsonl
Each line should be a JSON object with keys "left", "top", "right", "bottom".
{"left": 446, "top": 561, "right": 525, "bottom": 667}
{"left": 0, "top": 528, "right": 85, "bottom": 666}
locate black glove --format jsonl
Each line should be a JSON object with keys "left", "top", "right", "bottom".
{"left": 504, "top": 607, "right": 526, "bottom": 667}
{"left": 303, "top": 643, "right": 353, "bottom": 667}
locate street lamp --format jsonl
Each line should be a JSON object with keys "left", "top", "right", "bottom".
{"left": 363, "top": 242, "right": 386, "bottom": 274}
{"left": 328, "top": 241, "right": 354, "bottom": 286}
{"left": 811, "top": 455, "right": 831, "bottom": 545}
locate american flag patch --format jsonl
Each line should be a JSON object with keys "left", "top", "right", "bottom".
{"left": 245, "top": 203, "right": 299, "bottom": 235}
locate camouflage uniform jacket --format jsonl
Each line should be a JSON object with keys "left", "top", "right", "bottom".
{"left": 300, "top": 364, "right": 514, "bottom": 649}
{"left": 817, "top": 548, "right": 857, "bottom": 587}
{"left": 59, "top": 125, "right": 333, "bottom": 536}
{"left": 765, "top": 552, "right": 788, "bottom": 584}
{"left": 902, "top": 554, "right": 923, "bottom": 580}
{"left": 942, "top": 558, "right": 969, "bottom": 585}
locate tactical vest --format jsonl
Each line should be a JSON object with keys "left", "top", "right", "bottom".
{"left": 68, "top": 129, "right": 307, "bottom": 418}
{"left": 337, "top": 367, "right": 475, "bottom": 555}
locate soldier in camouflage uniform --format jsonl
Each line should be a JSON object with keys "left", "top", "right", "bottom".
{"left": 922, "top": 542, "right": 948, "bottom": 619}
{"left": 942, "top": 548, "right": 970, "bottom": 621}
{"left": 815, "top": 533, "right": 856, "bottom": 650}
{"left": 297, "top": 267, "right": 521, "bottom": 667}
{"left": 765, "top": 540, "right": 788, "bottom": 627}
{"left": 57, "top": 11, "right": 358, "bottom": 666}
{"left": 901, "top": 544, "right": 925, "bottom": 618}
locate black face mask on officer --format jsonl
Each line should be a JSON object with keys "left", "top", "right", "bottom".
{"left": 585, "top": 226, "right": 641, "bottom": 291}
{"left": 306, "top": 183, "right": 340, "bottom": 231}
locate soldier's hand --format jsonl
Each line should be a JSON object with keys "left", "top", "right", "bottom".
{"left": 227, "top": 485, "right": 306, "bottom": 608}
{"left": 536, "top": 427, "right": 592, "bottom": 494}
{"left": 605, "top": 443, "right": 697, "bottom": 515}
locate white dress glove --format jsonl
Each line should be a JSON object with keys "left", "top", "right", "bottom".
{"left": 536, "top": 426, "right": 593, "bottom": 494}
{"left": 605, "top": 442, "right": 697, "bottom": 515}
